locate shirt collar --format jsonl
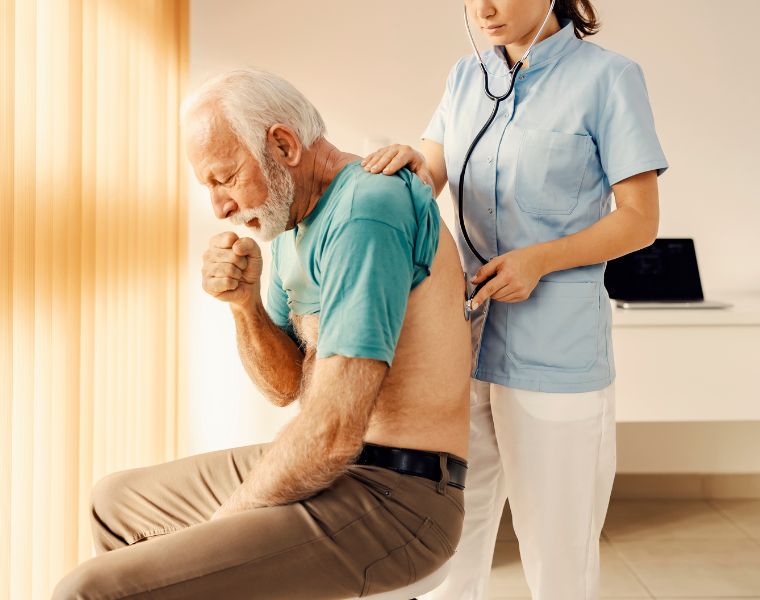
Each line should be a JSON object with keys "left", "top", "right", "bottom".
{"left": 299, "top": 159, "right": 360, "bottom": 229}
{"left": 493, "top": 18, "right": 579, "bottom": 71}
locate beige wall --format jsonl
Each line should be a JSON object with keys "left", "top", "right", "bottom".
{"left": 181, "top": 1, "right": 760, "bottom": 472}
{"left": 591, "top": 0, "right": 760, "bottom": 294}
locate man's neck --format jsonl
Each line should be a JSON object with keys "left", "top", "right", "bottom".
{"left": 292, "top": 139, "right": 360, "bottom": 225}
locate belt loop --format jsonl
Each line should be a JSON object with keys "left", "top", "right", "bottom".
{"left": 436, "top": 453, "right": 449, "bottom": 494}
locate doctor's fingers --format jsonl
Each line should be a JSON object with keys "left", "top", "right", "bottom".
{"left": 202, "top": 247, "right": 248, "bottom": 271}
{"left": 471, "top": 259, "right": 501, "bottom": 284}
{"left": 365, "top": 145, "right": 414, "bottom": 174}
{"left": 471, "top": 277, "right": 512, "bottom": 309}
{"left": 365, "top": 146, "right": 401, "bottom": 173}
{"left": 385, "top": 153, "right": 434, "bottom": 188}
{"left": 361, "top": 144, "right": 396, "bottom": 168}
{"left": 492, "top": 287, "right": 529, "bottom": 303}
{"left": 383, "top": 145, "right": 427, "bottom": 174}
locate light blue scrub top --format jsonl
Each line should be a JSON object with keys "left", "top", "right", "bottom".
{"left": 422, "top": 19, "right": 669, "bottom": 393}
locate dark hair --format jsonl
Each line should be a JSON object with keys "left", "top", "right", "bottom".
{"left": 553, "top": 0, "right": 600, "bottom": 38}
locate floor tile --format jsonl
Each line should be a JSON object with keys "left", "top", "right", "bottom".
{"left": 489, "top": 541, "right": 651, "bottom": 599}
{"left": 490, "top": 541, "right": 530, "bottom": 598}
{"left": 603, "top": 500, "right": 747, "bottom": 541}
{"left": 611, "top": 538, "right": 760, "bottom": 597}
{"left": 711, "top": 499, "right": 760, "bottom": 540}
{"left": 599, "top": 541, "right": 652, "bottom": 598}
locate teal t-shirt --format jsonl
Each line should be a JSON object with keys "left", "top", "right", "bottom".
{"left": 265, "top": 160, "right": 440, "bottom": 366}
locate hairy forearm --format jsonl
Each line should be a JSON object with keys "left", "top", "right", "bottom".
{"left": 230, "top": 300, "right": 304, "bottom": 406}
{"left": 229, "top": 356, "right": 386, "bottom": 508}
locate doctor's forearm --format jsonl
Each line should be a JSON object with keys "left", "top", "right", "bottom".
{"left": 230, "top": 301, "right": 304, "bottom": 407}
{"left": 535, "top": 170, "right": 660, "bottom": 276}
{"left": 537, "top": 203, "right": 658, "bottom": 276}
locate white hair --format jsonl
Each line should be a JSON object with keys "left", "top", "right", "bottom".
{"left": 181, "top": 68, "right": 326, "bottom": 160}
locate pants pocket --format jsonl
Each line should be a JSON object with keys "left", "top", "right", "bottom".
{"left": 347, "top": 465, "right": 402, "bottom": 496}
{"left": 361, "top": 518, "right": 450, "bottom": 597}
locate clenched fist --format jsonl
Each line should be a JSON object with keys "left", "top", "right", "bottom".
{"left": 202, "top": 232, "right": 263, "bottom": 307}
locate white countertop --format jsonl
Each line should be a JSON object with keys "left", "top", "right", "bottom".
{"left": 611, "top": 291, "right": 760, "bottom": 327}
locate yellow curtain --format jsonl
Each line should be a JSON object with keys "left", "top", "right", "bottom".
{"left": 0, "top": 1, "right": 188, "bottom": 598}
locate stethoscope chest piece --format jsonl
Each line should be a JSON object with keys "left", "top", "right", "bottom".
{"left": 464, "top": 271, "right": 472, "bottom": 321}
{"left": 464, "top": 271, "right": 493, "bottom": 321}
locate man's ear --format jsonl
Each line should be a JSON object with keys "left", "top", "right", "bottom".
{"left": 266, "top": 124, "right": 302, "bottom": 167}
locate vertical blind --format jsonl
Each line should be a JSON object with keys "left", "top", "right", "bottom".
{"left": 0, "top": 1, "right": 188, "bottom": 598}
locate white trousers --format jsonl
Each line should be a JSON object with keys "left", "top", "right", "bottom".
{"left": 422, "top": 380, "right": 616, "bottom": 600}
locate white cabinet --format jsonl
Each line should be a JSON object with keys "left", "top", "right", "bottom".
{"left": 611, "top": 293, "right": 760, "bottom": 422}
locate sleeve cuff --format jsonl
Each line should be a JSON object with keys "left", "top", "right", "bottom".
{"left": 316, "top": 345, "right": 394, "bottom": 367}
{"left": 607, "top": 158, "right": 669, "bottom": 187}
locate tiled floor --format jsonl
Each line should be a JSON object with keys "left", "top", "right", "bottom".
{"left": 489, "top": 499, "right": 760, "bottom": 599}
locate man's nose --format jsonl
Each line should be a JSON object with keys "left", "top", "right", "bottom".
{"left": 210, "top": 187, "right": 237, "bottom": 220}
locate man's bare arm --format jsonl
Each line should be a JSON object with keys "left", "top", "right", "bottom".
{"left": 230, "top": 300, "right": 305, "bottom": 407}
{"left": 202, "top": 231, "right": 304, "bottom": 406}
{"left": 215, "top": 355, "right": 387, "bottom": 513}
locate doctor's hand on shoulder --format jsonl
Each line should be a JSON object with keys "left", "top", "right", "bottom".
{"left": 201, "top": 231, "right": 263, "bottom": 308}
{"left": 362, "top": 144, "right": 435, "bottom": 189}
{"left": 469, "top": 246, "right": 547, "bottom": 310}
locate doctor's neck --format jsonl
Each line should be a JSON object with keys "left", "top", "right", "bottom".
{"left": 503, "top": 12, "right": 561, "bottom": 68}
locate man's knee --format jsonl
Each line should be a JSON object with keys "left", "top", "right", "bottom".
{"left": 51, "top": 559, "right": 107, "bottom": 600}
{"left": 90, "top": 472, "right": 123, "bottom": 523}
{"left": 89, "top": 470, "right": 137, "bottom": 552}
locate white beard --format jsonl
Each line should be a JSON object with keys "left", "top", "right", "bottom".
{"left": 229, "top": 152, "right": 295, "bottom": 242}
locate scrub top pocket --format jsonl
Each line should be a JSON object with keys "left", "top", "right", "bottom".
{"left": 506, "top": 281, "right": 599, "bottom": 372}
{"left": 514, "top": 129, "right": 592, "bottom": 215}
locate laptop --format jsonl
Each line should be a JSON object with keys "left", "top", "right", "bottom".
{"left": 604, "top": 238, "right": 732, "bottom": 309}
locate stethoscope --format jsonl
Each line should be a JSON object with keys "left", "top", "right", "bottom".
{"left": 461, "top": 0, "right": 556, "bottom": 320}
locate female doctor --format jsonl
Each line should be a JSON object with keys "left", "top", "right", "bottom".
{"left": 362, "top": 1, "right": 668, "bottom": 599}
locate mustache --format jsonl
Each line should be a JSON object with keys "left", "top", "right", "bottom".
{"left": 229, "top": 207, "right": 259, "bottom": 225}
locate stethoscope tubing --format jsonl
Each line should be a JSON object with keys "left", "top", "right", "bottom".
{"left": 458, "top": 61, "right": 523, "bottom": 265}
{"left": 460, "top": 62, "right": 524, "bottom": 314}
{"left": 460, "top": 1, "right": 555, "bottom": 317}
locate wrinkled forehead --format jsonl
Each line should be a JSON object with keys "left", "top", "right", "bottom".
{"left": 184, "top": 106, "right": 245, "bottom": 171}
{"left": 185, "top": 104, "right": 236, "bottom": 151}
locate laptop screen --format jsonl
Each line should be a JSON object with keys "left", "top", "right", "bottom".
{"left": 604, "top": 238, "right": 705, "bottom": 302}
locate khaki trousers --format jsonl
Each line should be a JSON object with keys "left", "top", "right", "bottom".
{"left": 52, "top": 443, "right": 465, "bottom": 599}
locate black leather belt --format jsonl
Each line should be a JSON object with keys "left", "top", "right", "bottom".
{"left": 354, "top": 443, "right": 467, "bottom": 490}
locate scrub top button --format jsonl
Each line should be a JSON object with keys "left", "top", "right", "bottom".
{"left": 488, "top": 208, "right": 494, "bottom": 215}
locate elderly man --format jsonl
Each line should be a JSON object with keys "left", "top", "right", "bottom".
{"left": 52, "top": 69, "right": 470, "bottom": 600}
